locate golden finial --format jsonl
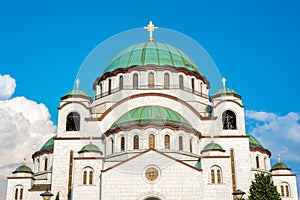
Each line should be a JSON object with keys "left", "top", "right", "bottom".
{"left": 23, "top": 157, "right": 26, "bottom": 166}
{"left": 89, "top": 135, "right": 93, "bottom": 144}
{"left": 278, "top": 153, "right": 281, "bottom": 163}
{"left": 75, "top": 79, "right": 80, "bottom": 89}
{"left": 144, "top": 21, "right": 158, "bottom": 42}
{"left": 211, "top": 135, "right": 214, "bottom": 143}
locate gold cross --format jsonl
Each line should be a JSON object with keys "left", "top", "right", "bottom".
{"left": 144, "top": 21, "right": 158, "bottom": 42}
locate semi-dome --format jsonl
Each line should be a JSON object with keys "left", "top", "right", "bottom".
{"left": 13, "top": 165, "right": 33, "bottom": 174}
{"left": 32, "top": 135, "right": 56, "bottom": 159}
{"left": 248, "top": 134, "right": 264, "bottom": 149}
{"left": 78, "top": 143, "right": 102, "bottom": 154}
{"left": 103, "top": 42, "right": 199, "bottom": 74}
{"left": 271, "top": 162, "right": 290, "bottom": 171}
{"left": 111, "top": 106, "right": 192, "bottom": 130}
{"left": 201, "top": 142, "right": 225, "bottom": 153}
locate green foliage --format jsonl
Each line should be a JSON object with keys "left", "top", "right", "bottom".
{"left": 248, "top": 173, "right": 281, "bottom": 200}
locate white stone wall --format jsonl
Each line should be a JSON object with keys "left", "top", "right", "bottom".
{"left": 272, "top": 173, "right": 298, "bottom": 199}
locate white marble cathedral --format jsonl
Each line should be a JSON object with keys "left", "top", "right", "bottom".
{"left": 6, "top": 22, "right": 298, "bottom": 200}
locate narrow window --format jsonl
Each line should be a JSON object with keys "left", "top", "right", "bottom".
{"left": 179, "top": 75, "right": 184, "bottom": 89}
{"left": 281, "top": 185, "right": 284, "bottom": 196}
{"left": 108, "top": 78, "right": 112, "bottom": 95}
{"left": 20, "top": 188, "right": 23, "bottom": 200}
{"left": 191, "top": 78, "right": 195, "bottom": 93}
{"left": 111, "top": 139, "right": 114, "bottom": 154}
{"left": 286, "top": 185, "right": 290, "bottom": 197}
{"left": 179, "top": 136, "right": 183, "bottom": 150}
{"left": 256, "top": 156, "right": 260, "bottom": 169}
{"left": 264, "top": 157, "right": 267, "bottom": 170}
{"left": 200, "top": 82, "right": 203, "bottom": 95}
{"left": 14, "top": 188, "right": 18, "bottom": 200}
{"left": 120, "top": 136, "right": 125, "bottom": 151}
{"left": 164, "top": 135, "right": 170, "bottom": 149}
{"left": 217, "top": 169, "right": 221, "bottom": 183}
{"left": 133, "top": 74, "right": 138, "bottom": 89}
{"left": 44, "top": 158, "right": 48, "bottom": 171}
{"left": 148, "top": 134, "right": 155, "bottom": 149}
{"left": 222, "top": 110, "right": 237, "bottom": 130}
{"left": 211, "top": 170, "right": 215, "bottom": 183}
{"left": 164, "top": 73, "right": 170, "bottom": 89}
{"left": 100, "top": 82, "right": 103, "bottom": 97}
{"left": 133, "top": 135, "right": 139, "bottom": 149}
{"left": 66, "top": 112, "right": 80, "bottom": 131}
{"left": 119, "top": 76, "right": 123, "bottom": 90}
{"left": 189, "top": 138, "right": 193, "bottom": 153}
{"left": 89, "top": 171, "right": 93, "bottom": 185}
{"left": 148, "top": 72, "right": 154, "bottom": 88}
{"left": 83, "top": 171, "right": 87, "bottom": 185}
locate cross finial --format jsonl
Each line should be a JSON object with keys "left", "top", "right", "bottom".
{"left": 144, "top": 21, "right": 158, "bottom": 42}
{"left": 278, "top": 153, "right": 281, "bottom": 163}
{"left": 89, "top": 135, "right": 93, "bottom": 144}
{"left": 210, "top": 135, "right": 214, "bottom": 143}
{"left": 75, "top": 79, "right": 80, "bottom": 89}
{"left": 23, "top": 157, "right": 26, "bottom": 166}
{"left": 221, "top": 77, "right": 227, "bottom": 88}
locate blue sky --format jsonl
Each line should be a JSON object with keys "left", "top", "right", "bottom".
{"left": 1, "top": 0, "right": 300, "bottom": 198}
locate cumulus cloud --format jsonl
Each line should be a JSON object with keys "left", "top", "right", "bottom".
{"left": 0, "top": 87, "right": 56, "bottom": 199}
{"left": 0, "top": 74, "right": 16, "bottom": 100}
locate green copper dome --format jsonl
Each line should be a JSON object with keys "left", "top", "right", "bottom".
{"left": 66, "top": 88, "right": 89, "bottom": 97}
{"left": 201, "top": 142, "right": 225, "bottom": 153}
{"left": 111, "top": 106, "right": 192, "bottom": 129}
{"left": 213, "top": 86, "right": 238, "bottom": 96}
{"left": 78, "top": 143, "right": 102, "bottom": 154}
{"left": 248, "top": 134, "right": 264, "bottom": 149}
{"left": 40, "top": 135, "right": 57, "bottom": 152}
{"left": 103, "top": 42, "right": 199, "bottom": 73}
{"left": 271, "top": 162, "right": 290, "bottom": 171}
{"left": 13, "top": 165, "right": 33, "bottom": 174}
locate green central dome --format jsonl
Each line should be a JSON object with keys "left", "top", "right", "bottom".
{"left": 103, "top": 42, "right": 199, "bottom": 73}
{"left": 111, "top": 106, "right": 192, "bottom": 129}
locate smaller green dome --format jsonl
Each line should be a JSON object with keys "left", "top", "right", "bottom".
{"left": 271, "top": 162, "right": 290, "bottom": 171}
{"left": 13, "top": 165, "right": 33, "bottom": 174}
{"left": 213, "top": 86, "right": 238, "bottom": 96}
{"left": 201, "top": 142, "right": 225, "bottom": 153}
{"left": 78, "top": 143, "right": 102, "bottom": 154}
{"left": 248, "top": 134, "right": 264, "bottom": 149}
{"left": 66, "top": 88, "right": 89, "bottom": 97}
{"left": 40, "top": 135, "right": 57, "bottom": 152}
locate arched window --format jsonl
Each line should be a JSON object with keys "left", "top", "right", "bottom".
{"left": 148, "top": 134, "right": 155, "bottom": 149}
{"left": 100, "top": 82, "right": 103, "bottom": 97}
{"left": 191, "top": 78, "right": 195, "bottom": 93}
{"left": 178, "top": 136, "right": 183, "bottom": 150}
{"left": 120, "top": 136, "right": 125, "bottom": 151}
{"left": 164, "top": 135, "right": 170, "bottom": 149}
{"left": 36, "top": 158, "right": 40, "bottom": 171}
{"left": 200, "top": 82, "right": 203, "bottom": 95}
{"left": 82, "top": 167, "right": 93, "bottom": 185}
{"left": 222, "top": 110, "right": 237, "bottom": 130}
{"left": 108, "top": 78, "right": 112, "bottom": 95}
{"left": 264, "top": 157, "right": 267, "bottom": 170}
{"left": 89, "top": 171, "right": 93, "bottom": 185}
{"left": 281, "top": 185, "right": 284, "bottom": 196}
{"left": 189, "top": 138, "right": 193, "bottom": 153}
{"left": 179, "top": 75, "right": 184, "bottom": 89}
{"left": 119, "top": 76, "right": 123, "bottom": 90}
{"left": 164, "top": 73, "right": 170, "bottom": 89}
{"left": 133, "top": 135, "right": 139, "bottom": 149}
{"left": 111, "top": 139, "right": 114, "bottom": 154}
{"left": 211, "top": 166, "right": 222, "bottom": 184}
{"left": 14, "top": 186, "right": 23, "bottom": 200}
{"left": 148, "top": 72, "right": 154, "bottom": 88}
{"left": 133, "top": 74, "right": 138, "bottom": 89}
{"left": 281, "top": 182, "right": 290, "bottom": 197}
{"left": 44, "top": 157, "right": 48, "bottom": 171}
{"left": 286, "top": 185, "right": 290, "bottom": 197}
{"left": 256, "top": 155, "right": 260, "bottom": 169}
{"left": 66, "top": 112, "right": 80, "bottom": 131}
{"left": 83, "top": 171, "right": 87, "bottom": 185}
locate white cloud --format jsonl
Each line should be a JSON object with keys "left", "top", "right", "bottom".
{"left": 0, "top": 89, "right": 56, "bottom": 199}
{"left": 0, "top": 74, "right": 16, "bottom": 100}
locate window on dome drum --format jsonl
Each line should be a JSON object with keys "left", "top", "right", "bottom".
{"left": 164, "top": 135, "right": 170, "bottom": 149}
{"left": 148, "top": 134, "right": 155, "bottom": 149}
{"left": 120, "top": 136, "right": 125, "bottom": 151}
{"left": 133, "top": 135, "right": 139, "bottom": 149}
{"left": 211, "top": 166, "right": 222, "bottom": 184}
{"left": 200, "top": 82, "right": 203, "bottom": 95}
{"left": 256, "top": 156, "right": 260, "bottom": 169}
{"left": 111, "top": 139, "right": 114, "bottom": 154}
{"left": 44, "top": 157, "right": 48, "bottom": 171}
{"left": 164, "top": 73, "right": 170, "bottom": 89}
{"left": 119, "top": 76, "right": 123, "bottom": 90}
{"left": 281, "top": 183, "right": 290, "bottom": 197}
{"left": 148, "top": 72, "right": 154, "bottom": 88}
{"left": 14, "top": 186, "right": 23, "bottom": 200}
{"left": 66, "top": 112, "right": 80, "bottom": 131}
{"left": 189, "top": 138, "right": 193, "bottom": 153}
{"left": 133, "top": 74, "right": 138, "bottom": 89}
{"left": 191, "top": 78, "right": 195, "bottom": 93}
{"left": 179, "top": 75, "right": 184, "bottom": 89}
{"left": 222, "top": 110, "right": 237, "bottom": 130}
{"left": 108, "top": 78, "right": 112, "bottom": 95}
{"left": 100, "top": 82, "right": 103, "bottom": 97}
{"left": 82, "top": 167, "right": 93, "bottom": 185}
{"left": 178, "top": 136, "right": 183, "bottom": 150}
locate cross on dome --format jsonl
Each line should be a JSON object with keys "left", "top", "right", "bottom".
{"left": 75, "top": 79, "right": 80, "bottom": 89}
{"left": 221, "top": 77, "right": 227, "bottom": 88}
{"left": 278, "top": 153, "right": 281, "bottom": 163}
{"left": 144, "top": 21, "right": 158, "bottom": 42}
{"left": 89, "top": 135, "right": 93, "bottom": 144}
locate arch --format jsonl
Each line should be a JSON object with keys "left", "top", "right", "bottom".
{"left": 179, "top": 75, "right": 184, "bottom": 89}
{"left": 281, "top": 182, "right": 291, "bottom": 197}
{"left": 148, "top": 134, "right": 155, "bottom": 149}
{"left": 255, "top": 155, "right": 260, "bottom": 169}
{"left": 133, "top": 73, "right": 138, "bottom": 89}
{"left": 82, "top": 167, "right": 94, "bottom": 185}
{"left": 148, "top": 72, "right": 155, "bottom": 88}
{"left": 119, "top": 75, "right": 123, "bottom": 90}
{"left": 164, "top": 134, "right": 170, "bottom": 149}
{"left": 210, "top": 165, "right": 222, "bottom": 184}
{"left": 14, "top": 185, "right": 24, "bottom": 200}
{"left": 164, "top": 73, "right": 170, "bottom": 89}
{"left": 66, "top": 112, "right": 80, "bottom": 131}
{"left": 178, "top": 136, "right": 183, "bottom": 151}
{"left": 144, "top": 198, "right": 161, "bottom": 200}
{"left": 120, "top": 136, "right": 125, "bottom": 151}
{"left": 222, "top": 110, "right": 237, "bottom": 130}
{"left": 133, "top": 135, "right": 139, "bottom": 149}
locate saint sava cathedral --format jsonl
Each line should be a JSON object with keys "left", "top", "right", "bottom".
{"left": 6, "top": 22, "right": 298, "bottom": 200}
